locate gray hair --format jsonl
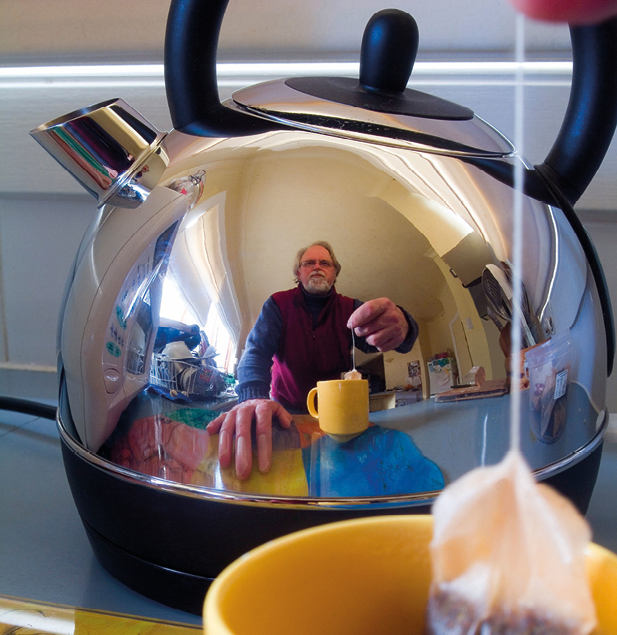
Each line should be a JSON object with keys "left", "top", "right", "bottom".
{"left": 292, "top": 240, "right": 342, "bottom": 283}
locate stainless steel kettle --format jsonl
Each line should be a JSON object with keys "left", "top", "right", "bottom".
{"left": 30, "top": 0, "right": 617, "bottom": 615}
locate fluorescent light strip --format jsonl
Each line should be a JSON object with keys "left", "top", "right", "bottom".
{"left": 0, "top": 60, "right": 572, "bottom": 79}
{"left": 0, "top": 61, "right": 572, "bottom": 90}
{"left": 0, "top": 64, "right": 165, "bottom": 77}
{"left": 1, "top": 79, "right": 572, "bottom": 91}
{"left": 3, "top": 80, "right": 166, "bottom": 89}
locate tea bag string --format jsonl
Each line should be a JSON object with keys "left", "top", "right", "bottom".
{"left": 351, "top": 325, "right": 356, "bottom": 371}
{"left": 509, "top": 12, "right": 526, "bottom": 455}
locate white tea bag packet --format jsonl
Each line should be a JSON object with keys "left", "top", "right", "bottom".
{"left": 426, "top": 452, "right": 597, "bottom": 635}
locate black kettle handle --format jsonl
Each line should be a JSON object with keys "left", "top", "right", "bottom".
{"left": 536, "top": 17, "right": 617, "bottom": 376}
{"left": 538, "top": 17, "right": 617, "bottom": 205}
{"left": 164, "top": 0, "right": 282, "bottom": 136}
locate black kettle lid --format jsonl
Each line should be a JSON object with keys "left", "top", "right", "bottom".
{"left": 228, "top": 10, "right": 513, "bottom": 157}
{"left": 283, "top": 10, "right": 472, "bottom": 122}
{"left": 244, "top": 9, "right": 498, "bottom": 154}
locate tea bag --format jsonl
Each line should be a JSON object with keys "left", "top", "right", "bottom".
{"left": 426, "top": 451, "right": 597, "bottom": 635}
{"left": 344, "top": 369, "right": 362, "bottom": 380}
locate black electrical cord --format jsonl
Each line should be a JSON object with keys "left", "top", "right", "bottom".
{"left": 0, "top": 396, "right": 57, "bottom": 420}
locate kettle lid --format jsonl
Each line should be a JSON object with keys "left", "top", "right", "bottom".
{"left": 229, "top": 77, "right": 514, "bottom": 157}
{"left": 228, "top": 10, "right": 514, "bottom": 157}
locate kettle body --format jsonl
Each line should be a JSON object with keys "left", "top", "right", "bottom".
{"left": 58, "top": 117, "right": 608, "bottom": 466}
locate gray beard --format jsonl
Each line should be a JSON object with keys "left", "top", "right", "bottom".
{"left": 305, "top": 275, "right": 332, "bottom": 295}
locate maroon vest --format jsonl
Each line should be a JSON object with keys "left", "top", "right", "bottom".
{"left": 271, "top": 286, "right": 355, "bottom": 411}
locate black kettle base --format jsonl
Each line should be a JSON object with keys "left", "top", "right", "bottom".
{"left": 83, "top": 520, "right": 214, "bottom": 616}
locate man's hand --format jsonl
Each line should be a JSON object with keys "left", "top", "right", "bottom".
{"left": 348, "top": 298, "right": 409, "bottom": 352}
{"left": 206, "top": 399, "right": 292, "bottom": 481}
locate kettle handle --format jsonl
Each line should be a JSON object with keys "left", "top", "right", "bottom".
{"left": 164, "top": 0, "right": 283, "bottom": 136}
{"left": 535, "top": 17, "right": 617, "bottom": 376}
{"left": 538, "top": 17, "right": 617, "bottom": 205}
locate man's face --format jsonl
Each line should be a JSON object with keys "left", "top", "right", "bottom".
{"left": 297, "top": 245, "right": 337, "bottom": 295}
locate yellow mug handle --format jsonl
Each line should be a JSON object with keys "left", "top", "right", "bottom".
{"left": 307, "top": 387, "right": 319, "bottom": 418}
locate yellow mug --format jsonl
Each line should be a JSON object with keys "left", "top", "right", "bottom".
{"left": 306, "top": 379, "right": 369, "bottom": 436}
{"left": 203, "top": 515, "right": 617, "bottom": 635}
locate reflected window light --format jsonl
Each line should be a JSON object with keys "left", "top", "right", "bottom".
{"left": 160, "top": 276, "right": 199, "bottom": 326}
{"left": 205, "top": 304, "right": 234, "bottom": 372}
{"left": 160, "top": 276, "right": 235, "bottom": 373}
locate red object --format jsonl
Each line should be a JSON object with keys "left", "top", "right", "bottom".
{"left": 509, "top": 0, "right": 617, "bottom": 24}
{"left": 271, "top": 286, "right": 355, "bottom": 410}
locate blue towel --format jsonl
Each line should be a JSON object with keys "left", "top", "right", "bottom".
{"left": 302, "top": 425, "right": 444, "bottom": 497}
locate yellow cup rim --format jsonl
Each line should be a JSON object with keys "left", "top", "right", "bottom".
{"left": 203, "top": 514, "right": 617, "bottom": 635}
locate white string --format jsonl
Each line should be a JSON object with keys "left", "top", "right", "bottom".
{"left": 509, "top": 13, "right": 526, "bottom": 455}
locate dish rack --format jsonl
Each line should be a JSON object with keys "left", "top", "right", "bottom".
{"left": 149, "top": 354, "right": 232, "bottom": 400}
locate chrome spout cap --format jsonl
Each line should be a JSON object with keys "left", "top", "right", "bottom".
{"left": 30, "top": 99, "right": 168, "bottom": 209}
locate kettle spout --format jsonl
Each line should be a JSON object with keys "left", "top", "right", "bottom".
{"left": 30, "top": 99, "right": 168, "bottom": 209}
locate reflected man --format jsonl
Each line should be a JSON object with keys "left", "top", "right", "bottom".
{"left": 207, "top": 241, "right": 418, "bottom": 480}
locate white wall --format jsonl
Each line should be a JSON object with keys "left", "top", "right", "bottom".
{"left": 1, "top": 0, "right": 617, "bottom": 411}
{"left": 0, "top": 0, "right": 573, "bottom": 64}
{"left": 0, "top": 196, "right": 94, "bottom": 369}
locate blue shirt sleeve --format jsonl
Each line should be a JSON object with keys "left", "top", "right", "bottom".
{"left": 235, "top": 297, "right": 282, "bottom": 402}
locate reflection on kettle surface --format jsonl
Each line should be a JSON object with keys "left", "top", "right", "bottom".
{"left": 84, "top": 129, "right": 605, "bottom": 500}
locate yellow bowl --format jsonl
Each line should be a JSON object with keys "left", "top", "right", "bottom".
{"left": 203, "top": 515, "right": 617, "bottom": 635}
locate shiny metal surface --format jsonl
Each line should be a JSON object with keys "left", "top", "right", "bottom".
{"left": 30, "top": 99, "right": 168, "bottom": 208}
{"left": 229, "top": 79, "right": 515, "bottom": 156}
{"left": 57, "top": 389, "right": 608, "bottom": 509}
{"left": 50, "top": 123, "right": 608, "bottom": 502}
{"left": 57, "top": 406, "right": 440, "bottom": 509}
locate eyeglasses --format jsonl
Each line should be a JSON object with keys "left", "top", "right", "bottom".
{"left": 300, "top": 259, "right": 335, "bottom": 269}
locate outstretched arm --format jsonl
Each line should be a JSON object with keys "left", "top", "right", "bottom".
{"left": 207, "top": 297, "right": 289, "bottom": 481}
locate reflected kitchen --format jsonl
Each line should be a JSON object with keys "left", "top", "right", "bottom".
{"left": 75, "top": 130, "right": 602, "bottom": 502}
